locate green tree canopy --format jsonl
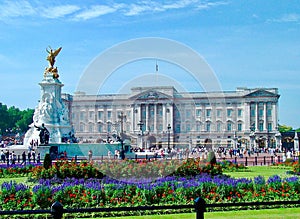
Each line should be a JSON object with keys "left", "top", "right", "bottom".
{"left": 278, "top": 124, "right": 293, "bottom": 133}
{"left": 0, "top": 102, "right": 33, "bottom": 135}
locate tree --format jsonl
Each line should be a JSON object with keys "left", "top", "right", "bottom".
{"left": 0, "top": 102, "right": 34, "bottom": 135}
{"left": 278, "top": 124, "right": 293, "bottom": 133}
{"left": 16, "top": 109, "right": 34, "bottom": 132}
{"left": 0, "top": 103, "right": 9, "bottom": 134}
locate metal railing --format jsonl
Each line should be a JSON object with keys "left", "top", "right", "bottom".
{"left": 0, "top": 198, "right": 299, "bottom": 219}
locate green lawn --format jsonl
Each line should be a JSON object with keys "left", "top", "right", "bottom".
{"left": 81, "top": 208, "right": 300, "bottom": 219}
{"left": 0, "top": 176, "right": 28, "bottom": 184}
{"left": 224, "top": 166, "right": 293, "bottom": 179}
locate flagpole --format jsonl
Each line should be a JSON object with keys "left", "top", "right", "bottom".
{"left": 155, "top": 60, "right": 158, "bottom": 85}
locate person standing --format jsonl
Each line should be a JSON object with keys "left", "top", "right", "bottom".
{"left": 11, "top": 151, "right": 16, "bottom": 165}
{"left": 88, "top": 150, "right": 93, "bottom": 163}
{"left": 37, "top": 153, "right": 41, "bottom": 163}
{"left": 21, "top": 151, "right": 26, "bottom": 165}
{"left": 0, "top": 150, "right": 5, "bottom": 163}
{"left": 31, "top": 149, "right": 36, "bottom": 163}
{"left": 28, "top": 151, "right": 31, "bottom": 164}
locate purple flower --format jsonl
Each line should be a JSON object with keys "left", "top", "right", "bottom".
{"left": 267, "top": 175, "right": 282, "bottom": 184}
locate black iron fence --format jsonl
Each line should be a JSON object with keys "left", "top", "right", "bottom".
{"left": 0, "top": 198, "right": 299, "bottom": 219}
{"left": 2, "top": 153, "right": 299, "bottom": 167}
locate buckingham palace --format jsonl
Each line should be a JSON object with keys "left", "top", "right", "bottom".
{"left": 63, "top": 86, "right": 281, "bottom": 150}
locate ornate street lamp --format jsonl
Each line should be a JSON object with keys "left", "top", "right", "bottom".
{"left": 118, "top": 112, "right": 126, "bottom": 151}
{"left": 137, "top": 121, "right": 144, "bottom": 149}
{"left": 167, "top": 124, "right": 171, "bottom": 150}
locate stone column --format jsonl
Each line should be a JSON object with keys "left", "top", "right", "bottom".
{"left": 255, "top": 102, "right": 259, "bottom": 132}
{"left": 244, "top": 102, "right": 250, "bottom": 132}
{"left": 163, "top": 103, "right": 166, "bottom": 131}
{"left": 154, "top": 104, "right": 157, "bottom": 133}
{"left": 138, "top": 104, "right": 142, "bottom": 125}
{"left": 264, "top": 102, "right": 267, "bottom": 131}
{"left": 131, "top": 106, "right": 134, "bottom": 132}
{"left": 272, "top": 102, "right": 278, "bottom": 131}
{"left": 145, "top": 104, "right": 149, "bottom": 132}
{"left": 169, "top": 103, "right": 173, "bottom": 130}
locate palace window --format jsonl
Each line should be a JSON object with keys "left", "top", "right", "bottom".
{"left": 107, "top": 123, "right": 111, "bottom": 132}
{"left": 186, "top": 123, "right": 191, "bottom": 132}
{"left": 80, "top": 123, "right": 85, "bottom": 132}
{"left": 98, "top": 111, "right": 103, "bottom": 120}
{"left": 80, "top": 111, "right": 85, "bottom": 121}
{"left": 206, "top": 109, "right": 211, "bottom": 117}
{"left": 89, "top": 111, "right": 94, "bottom": 120}
{"left": 259, "top": 122, "right": 264, "bottom": 131}
{"left": 98, "top": 123, "right": 103, "bottom": 132}
{"left": 217, "top": 109, "right": 222, "bottom": 117}
{"left": 250, "top": 108, "right": 255, "bottom": 117}
{"left": 227, "top": 109, "right": 232, "bottom": 117}
{"left": 259, "top": 109, "right": 264, "bottom": 117}
{"left": 186, "top": 110, "right": 191, "bottom": 119}
{"left": 268, "top": 122, "right": 272, "bottom": 131}
{"left": 175, "top": 124, "right": 181, "bottom": 133}
{"left": 196, "top": 109, "right": 202, "bottom": 117}
{"left": 237, "top": 123, "right": 242, "bottom": 131}
{"left": 267, "top": 108, "right": 272, "bottom": 117}
{"left": 107, "top": 111, "right": 112, "bottom": 120}
{"left": 238, "top": 109, "right": 243, "bottom": 117}
{"left": 158, "top": 124, "right": 163, "bottom": 131}
{"left": 89, "top": 123, "right": 94, "bottom": 132}
{"left": 196, "top": 122, "right": 201, "bottom": 131}
{"left": 227, "top": 122, "right": 232, "bottom": 131}
{"left": 217, "top": 122, "right": 222, "bottom": 132}
{"left": 206, "top": 122, "right": 211, "bottom": 132}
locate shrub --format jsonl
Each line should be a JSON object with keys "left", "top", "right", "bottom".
{"left": 43, "top": 153, "right": 52, "bottom": 170}
{"left": 207, "top": 151, "right": 216, "bottom": 165}
{"left": 31, "top": 160, "right": 104, "bottom": 180}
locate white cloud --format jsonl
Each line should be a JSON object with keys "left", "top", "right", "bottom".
{"left": 123, "top": 0, "right": 228, "bottom": 17}
{"left": 196, "top": 1, "right": 229, "bottom": 10}
{"left": 74, "top": 4, "right": 121, "bottom": 20}
{"left": 41, "top": 5, "right": 80, "bottom": 19}
{"left": 268, "top": 13, "right": 300, "bottom": 23}
{"left": 163, "top": 0, "right": 199, "bottom": 10}
{"left": 0, "top": 0, "right": 230, "bottom": 21}
{"left": 0, "top": 0, "right": 35, "bottom": 18}
{"left": 124, "top": 1, "right": 163, "bottom": 16}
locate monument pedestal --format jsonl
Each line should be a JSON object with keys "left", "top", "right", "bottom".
{"left": 23, "top": 71, "right": 73, "bottom": 146}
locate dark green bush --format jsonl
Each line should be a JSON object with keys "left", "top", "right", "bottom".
{"left": 43, "top": 153, "right": 52, "bottom": 170}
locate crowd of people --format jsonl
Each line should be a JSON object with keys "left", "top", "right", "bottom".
{"left": 0, "top": 149, "right": 40, "bottom": 165}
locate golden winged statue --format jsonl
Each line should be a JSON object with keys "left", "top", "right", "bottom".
{"left": 46, "top": 46, "right": 62, "bottom": 68}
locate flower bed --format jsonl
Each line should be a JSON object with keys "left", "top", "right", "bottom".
{"left": 0, "top": 159, "right": 299, "bottom": 217}
{"left": 0, "top": 174, "right": 299, "bottom": 211}
{"left": 0, "top": 159, "right": 300, "bottom": 218}
{"left": 219, "top": 160, "right": 248, "bottom": 172}
{"left": 0, "top": 163, "right": 39, "bottom": 177}
{"left": 96, "top": 158, "right": 223, "bottom": 181}
{"left": 30, "top": 160, "right": 104, "bottom": 179}
{"left": 272, "top": 158, "right": 300, "bottom": 175}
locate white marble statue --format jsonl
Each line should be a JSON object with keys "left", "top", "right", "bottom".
{"left": 23, "top": 46, "right": 73, "bottom": 146}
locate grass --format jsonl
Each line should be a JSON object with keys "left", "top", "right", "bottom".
{"left": 0, "top": 176, "right": 28, "bottom": 184}
{"left": 81, "top": 208, "right": 300, "bottom": 219}
{"left": 224, "top": 166, "right": 293, "bottom": 179}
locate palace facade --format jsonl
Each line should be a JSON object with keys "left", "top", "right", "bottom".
{"left": 63, "top": 86, "right": 281, "bottom": 150}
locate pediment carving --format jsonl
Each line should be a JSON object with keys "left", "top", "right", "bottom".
{"left": 245, "top": 89, "right": 277, "bottom": 97}
{"left": 130, "top": 90, "right": 172, "bottom": 101}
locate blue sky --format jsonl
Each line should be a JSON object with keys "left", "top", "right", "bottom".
{"left": 0, "top": 0, "right": 300, "bottom": 128}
